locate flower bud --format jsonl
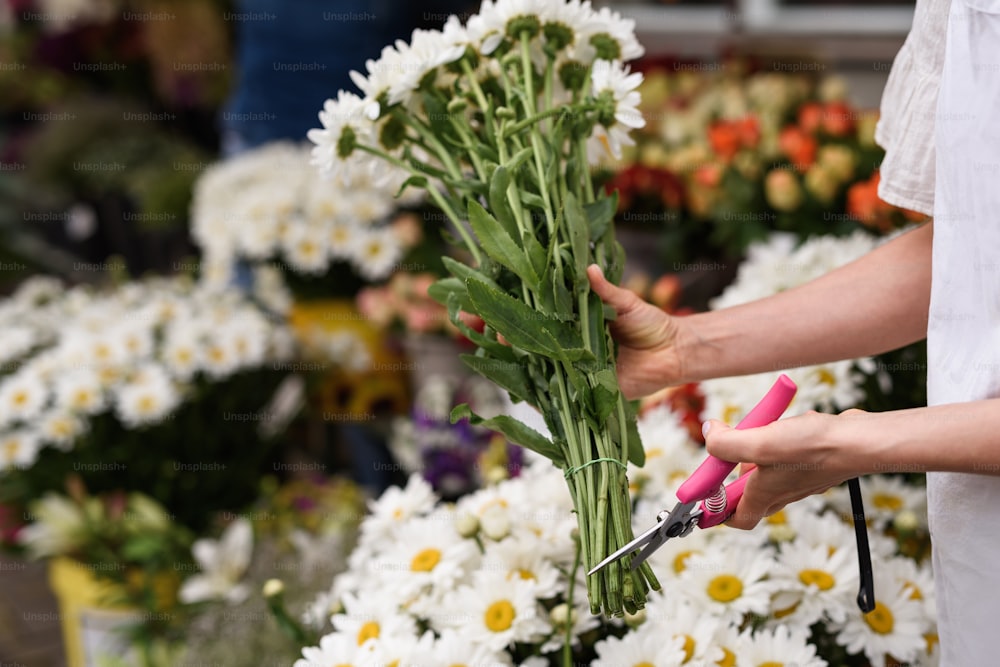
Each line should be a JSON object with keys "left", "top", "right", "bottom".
{"left": 624, "top": 607, "right": 646, "bottom": 628}
{"left": 805, "top": 164, "right": 838, "bottom": 204}
{"left": 549, "top": 603, "right": 576, "bottom": 629}
{"left": 764, "top": 168, "right": 803, "bottom": 212}
{"left": 479, "top": 505, "right": 510, "bottom": 541}
{"left": 495, "top": 106, "right": 516, "bottom": 121}
{"left": 769, "top": 524, "right": 797, "bottom": 544}
{"left": 455, "top": 512, "right": 480, "bottom": 538}
{"left": 893, "top": 509, "right": 920, "bottom": 533}
{"left": 446, "top": 97, "right": 468, "bottom": 115}
{"left": 262, "top": 579, "right": 285, "bottom": 598}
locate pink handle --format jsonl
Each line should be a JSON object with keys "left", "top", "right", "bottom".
{"left": 676, "top": 374, "right": 797, "bottom": 504}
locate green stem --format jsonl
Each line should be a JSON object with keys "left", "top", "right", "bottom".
{"left": 563, "top": 539, "right": 582, "bottom": 667}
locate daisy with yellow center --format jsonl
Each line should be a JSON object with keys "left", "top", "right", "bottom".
{"left": 676, "top": 547, "right": 775, "bottom": 623}
{"left": 592, "top": 624, "right": 687, "bottom": 667}
{"left": 440, "top": 572, "right": 547, "bottom": 652}
{"left": 769, "top": 540, "right": 858, "bottom": 626}
{"left": 835, "top": 575, "right": 929, "bottom": 665}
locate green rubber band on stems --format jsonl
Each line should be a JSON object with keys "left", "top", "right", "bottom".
{"left": 564, "top": 457, "right": 627, "bottom": 480}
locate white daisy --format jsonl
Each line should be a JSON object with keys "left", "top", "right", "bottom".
{"left": 588, "top": 59, "right": 644, "bottom": 161}
{"left": 592, "top": 621, "right": 687, "bottom": 667}
{"left": 640, "top": 592, "right": 725, "bottom": 664}
{"left": 349, "top": 226, "right": 403, "bottom": 281}
{"left": 769, "top": 539, "right": 859, "bottom": 626}
{"left": 411, "top": 629, "right": 514, "bottom": 667}
{"left": 834, "top": 568, "right": 929, "bottom": 665}
{"left": 387, "top": 27, "right": 466, "bottom": 106}
{"left": 858, "top": 474, "right": 928, "bottom": 531}
{"left": 160, "top": 329, "right": 203, "bottom": 381}
{"left": 675, "top": 545, "right": 776, "bottom": 624}
{"left": 0, "top": 428, "right": 42, "bottom": 472}
{"left": 331, "top": 591, "right": 419, "bottom": 648}
{"left": 308, "top": 91, "right": 378, "bottom": 180}
{"left": 359, "top": 474, "right": 438, "bottom": 545}
{"left": 0, "top": 325, "right": 36, "bottom": 365}
{"left": 372, "top": 513, "right": 479, "bottom": 606}
{"left": 282, "top": 222, "right": 331, "bottom": 275}
{"left": 479, "top": 534, "right": 564, "bottom": 598}
{"left": 437, "top": 570, "right": 548, "bottom": 652}
{"left": 349, "top": 42, "right": 410, "bottom": 110}
{"left": 577, "top": 5, "right": 644, "bottom": 62}
{"left": 179, "top": 519, "right": 254, "bottom": 605}
{"left": 113, "top": 365, "right": 180, "bottom": 428}
{"left": 0, "top": 371, "right": 49, "bottom": 425}
{"left": 200, "top": 331, "right": 241, "bottom": 380}
{"left": 734, "top": 624, "right": 826, "bottom": 667}
{"left": 37, "top": 410, "right": 85, "bottom": 450}
{"left": 327, "top": 220, "right": 359, "bottom": 261}
{"left": 293, "top": 632, "right": 380, "bottom": 667}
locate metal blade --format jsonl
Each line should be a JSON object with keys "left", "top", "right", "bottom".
{"left": 586, "top": 507, "right": 675, "bottom": 576}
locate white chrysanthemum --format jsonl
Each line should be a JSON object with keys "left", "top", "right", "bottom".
{"left": 479, "top": 534, "right": 564, "bottom": 599}
{"left": 113, "top": 364, "right": 180, "bottom": 428}
{"left": 639, "top": 593, "right": 726, "bottom": 664}
{"left": 349, "top": 42, "right": 409, "bottom": 111}
{"left": 576, "top": 5, "right": 644, "bottom": 62}
{"left": 0, "top": 326, "right": 36, "bottom": 365}
{"left": 675, "top": 545, "right": 776, "bottom": 624}
{"left": 788, "top": 357, "right": 877, "bottom": 412}
{"left": 592, "top": 621, "right": 687, "bottom": 667}
{"left": 308, "top": 91, "right": 378, "bottom": 179}
{"left": 282, "top": 222, "right": 330, "bottom": 275}
{"left": 331, "top": 591, "right": 419, "bottom": 648}
{"left": 37, "top": 410, "right": 85, "bottom": 450}
{"left": 387, "top": 27, "right": 466, "bottom": 106}
{"left": 53, "top": 367, "right": 105, "bottom": 415}
{"left": 734, "top": 624, "right": 826, "bottom": 667}
{"left": 160, "top": 330, "right": 203, "bottom": 381}
{"left": 359, "top": 475, "right": 438, "bottom": 545}
{"left": 200, "top": 331, "right": 242, "bottom": 380}
{"left": 349, "top": 226, "right": 403, "bottom": 281}
{"left": 0, "top": 429, "right": 42, "bottom": 472}
{"left": 769, "top": 539, "right": 859, "bottom": 626}
{"left": 857, "top": 474, "right": 928, "bottom": 530}
{"left": 0, "top": 371, "right": 49, "bottom": 425}
{"left": 179, "top": 519, "right": 254, "bottom": 605}
{"left": 372, "top": 513, "right": 479, "bottom": 606}
{"left": 436, "top": 570, "right": 548, "bottom": 652}
{"left": 587, "top": 59, "right": 644, "bottom": 162}
{"left": 293, "top": 632, "right": 380, "bottom": 667}
{"left": 834, "top": 566, "right": 929, "bottom": 665}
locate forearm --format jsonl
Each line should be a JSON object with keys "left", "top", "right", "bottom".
{"left": 678, "top": 222, "right": 933, "bottom": 382}
{"left": 839, "top": 399, "right": 1000, "bottom": 476}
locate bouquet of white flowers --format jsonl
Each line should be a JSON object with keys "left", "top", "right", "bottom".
{"left": 309, "top": 0, "right": 655, "bottom": 616}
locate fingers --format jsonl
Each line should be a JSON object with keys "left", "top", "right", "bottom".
{"left": 587, "top": 264, "right": 641, "bottom": 315}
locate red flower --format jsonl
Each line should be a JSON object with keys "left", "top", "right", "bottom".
{"left": 798, "top": 102, "right": 824, "bottom": 133}
{"left": 708, "top": 121, "right": 742, "bottom": 161}
{"left": 778, "top": 126, "right": 817, "bottom": 171}
{"left": 822, "top": 102, "right": 856, "bottom": 137}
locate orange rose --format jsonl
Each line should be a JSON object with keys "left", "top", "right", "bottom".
{"left": 765, "top": 168, "right": 804, "bottom": 212}
{"left": 798, "top": 102, "right": 824, "bottom": 133}
{"left": 778, "top": 126, "right": 817, "bottom": 171}
{"left": 822, "top": 101, "right": 855, "bottom": 137}
{"left": 708, "top": 121, "right": 742, "bottom": 161}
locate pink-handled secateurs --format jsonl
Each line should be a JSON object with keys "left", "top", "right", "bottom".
{"left": 587, "top": 374, "right": 797, "bottom": 576}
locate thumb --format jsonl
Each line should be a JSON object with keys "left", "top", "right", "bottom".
{"left": 587, "top": 264, "right": 640, "bottom": 314}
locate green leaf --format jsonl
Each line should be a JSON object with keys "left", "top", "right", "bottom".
{"left": 488, "top": 166, "right": 520, "bottom": 240}
{"left": 451, "top": 403, "right": 565, "bottom": 467}
{"left": 445, "top": 293, "right": 517, "bottom": 362}
{"left": 460, "top": 353, "right": 532, "bottom": 402}
{"left": 395, "top": 175, "right": 427, "bottom": 199}
{"left": 428, "top": 277, "right": 471, "bottom": 311}
{"left": 467, "top": 200, "right": 539, "bottom": 289}
{"left": 466, "top": 278, "right": 591, "bottom": 362}
{"left": 524, "top": 234, "right": 548, "bottom": 281}
{"left": 590, "top": 368, "right": 619, "bottom": 423}
{"left": 564, "top": 192, "right": 591, "bottom": 285}
{"left": 442, "top": 256, "right": 499, "bottom": 289}
{"left": 504, "top": 146, "right": 534, "bottom": 172}
{"left": 521, "top": 192, "right": 546, "bottom": 209}
{"left": 584, "top": 192, "right": 618, "bottom": 239}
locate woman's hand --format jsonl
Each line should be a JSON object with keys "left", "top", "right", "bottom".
{"left": 587, "top": 264, "right": 688, "bottom": 399}
{"left": 703, "top": 409, "right": 868, "bottom": 529}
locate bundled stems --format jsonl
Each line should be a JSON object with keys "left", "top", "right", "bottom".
{"left": 336, "top": 25, "right": 657, "bottom": 616}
